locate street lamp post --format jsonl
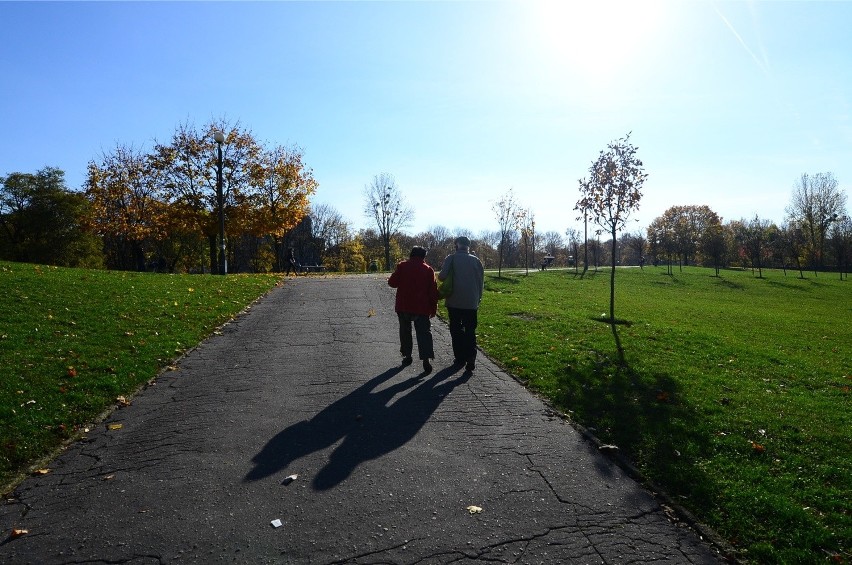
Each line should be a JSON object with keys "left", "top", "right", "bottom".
{"left": 213, "top": 131, "right": 227, "bottom": 275}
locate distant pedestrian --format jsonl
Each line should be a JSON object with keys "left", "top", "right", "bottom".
{"left": 285, "top": 247, "right": 298, "bottom": 275}
{"left": 438, "top": 236, "right": 484, "bottom": 371}
{"left": 388, "top": 246, "right": 439, "bottom": 374}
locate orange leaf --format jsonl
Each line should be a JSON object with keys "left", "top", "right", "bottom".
{"left": 751, "top": 441, "right": 765, "bottom": 454}
{"left": 10, "top": 528, "right": 28, "bottom": 538}
{"left": 66, "top": 367, "right": 77, "bottom": 378}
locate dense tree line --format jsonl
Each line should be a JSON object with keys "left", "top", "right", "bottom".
{"left": 2, "top": 125, "right": 849, "bottom": 280}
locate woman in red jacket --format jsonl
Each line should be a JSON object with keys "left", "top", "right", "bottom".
{"left": 388, "top": 246, "right": 439, "bottom": 374}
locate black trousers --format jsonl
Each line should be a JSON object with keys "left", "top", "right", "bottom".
{"left": 397, "top": 312, "right": 434, "bottom": 360}
{"left": 447, "top": 307, "right": 478, "bottom": 363}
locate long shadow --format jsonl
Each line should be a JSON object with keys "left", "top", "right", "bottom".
{"left": 554, "top": 353, "right": 716, "bottom": 513}
{"left": 243, "top": 365, "right": 470, "bottom": 491}
{"left": 713, "top": 278, "right": 745, "bottom": 291}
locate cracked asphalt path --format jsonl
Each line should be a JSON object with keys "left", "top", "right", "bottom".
{"left": 1, "top": 275, "right": 724, "bottom": 564}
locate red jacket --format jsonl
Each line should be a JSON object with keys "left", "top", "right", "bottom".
{"left": 387, "top": 257, "right": 439, "bottom": 316}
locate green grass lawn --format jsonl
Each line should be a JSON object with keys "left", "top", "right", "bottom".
{"left": 0, "top": 261, "right": 281, "bottom": 491}
{"left": 469, "top": 266, "right": 850, "bottom": 564}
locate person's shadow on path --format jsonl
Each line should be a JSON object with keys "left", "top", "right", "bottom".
{"left": 243, "top": 365, "right": 471, "bottom": 491}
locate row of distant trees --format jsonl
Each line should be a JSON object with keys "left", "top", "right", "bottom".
{"left": 2, "top": 167, "right": 849, "bottom": 278}
{"left": 1, "top": 123, "right": 849, "bottom": 278}
{"left": 646, "top": 173, "right": 851, "bottom": 278}
{"left": 357, "top": 158, "right": 849, "bottom": 281}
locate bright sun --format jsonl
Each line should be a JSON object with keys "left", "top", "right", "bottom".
{"left": 527, "top": 0, "right": 666, "bottom": 79}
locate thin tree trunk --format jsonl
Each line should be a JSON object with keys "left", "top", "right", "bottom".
{"left": 609, "top": 232, "right": 616, "bottom": 322}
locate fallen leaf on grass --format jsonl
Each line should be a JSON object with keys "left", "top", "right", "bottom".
{"left": 466, "top": 505, "right": 483, "bottom": 514}
{"left": 66, "top": 367, "right": 77, "bottom": 377}
{"left": 116, "top": 396, "right": 130, "bottom": 406}
{"left": 751, "top": 441, "right": 766, "bottom": 454}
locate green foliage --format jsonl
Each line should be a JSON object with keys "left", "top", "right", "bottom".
{"left": 0, "top": 261, "right": 280, "bottom": 490}
{"left": 470, "top": 267, "right": 849, "bottom": 563}
{"left": 0, "top": 168, "right": 103, "bottom": 268}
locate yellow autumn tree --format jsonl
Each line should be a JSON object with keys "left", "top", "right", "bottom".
{"left": 85, "top": 144, "right": 165, "bottom": 271}
{"left": 248, "top": 145, "right": 317, "bottom": 271}
{"left": 150, "top": 120, "right": 262, "bottom": 272}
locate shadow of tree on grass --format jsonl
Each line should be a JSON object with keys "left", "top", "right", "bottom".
{"left": 553, "top": 351, "right": 718, "bottom": 514}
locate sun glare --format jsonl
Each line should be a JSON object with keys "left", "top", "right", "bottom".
{"left": 528, "top": 0, "right": 666, "bottom": 79}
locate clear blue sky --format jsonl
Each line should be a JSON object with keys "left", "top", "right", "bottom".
{"left": 2, "top": 1, "right": 850, "bottom": 237}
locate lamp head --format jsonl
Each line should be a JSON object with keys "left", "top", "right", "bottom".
{"left": 213, "top": 131, "right": 225, "bottom": 144}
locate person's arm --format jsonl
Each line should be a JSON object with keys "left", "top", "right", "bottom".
{"left": 427, "top": 268, "right": 439, "bottom": 316}
{"left": 388, "top": 263, "right": 402, "bottom": 287}
{"left": 437, "top": 256, "right": 450, "bottom": 281}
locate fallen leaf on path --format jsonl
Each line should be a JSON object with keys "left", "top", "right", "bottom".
{"left": 116, "top": 396, "right": 130, "bottom": 406}
{"left": 10, "top": 528, "right": 28, "bottom": 538}
{"left": 466, "top": 505, "right": 483, "bottom": 514}
{"left": 281, "top": 474, "right": 298, "bottom": 485}
{"left": 271, "top": 518, "right": 283, "bottom": 528}
{"left": 33, "top": 469, "right": 50, "bottom": 475}
{"left": 367, "top": 309, "right": 376, "bottom": 317}
{"left": 108, "top": 423, "right": 123, "bottom": 430}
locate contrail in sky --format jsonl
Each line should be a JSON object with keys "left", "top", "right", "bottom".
{"left": 712, "top": 1, "right": 770, "bottom": 77}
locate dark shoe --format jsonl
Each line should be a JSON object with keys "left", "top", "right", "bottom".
{"left": 422, "top": 359, "right": 432, "bottom": 374}
{"left": 465, "top": 360, "right": 475, "bottom": 371}
{"left": 402, "top": 356, "right": 413, "bottom": 366}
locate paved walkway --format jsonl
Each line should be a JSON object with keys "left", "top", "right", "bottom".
{"left": 1, "top": 275, "right": 725, "bottom": 564}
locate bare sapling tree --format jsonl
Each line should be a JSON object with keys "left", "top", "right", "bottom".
{"left": 363, "top": 173, "right": 413, "bottom": 270}
{"left": 785, "top": 172, "right": 846, "bottom": 274}
{"left": 515, "top": 207, "right": 535, "bottom": 275}
{"left": 577, "top": 133, "right": 647, "bottom": 361}
{"left": 492, "top": 189, "right": 518, "bottom": 277}
{"left": 565, "top": 227, "right": 581, "bottom": 274}
{"left": 575, "top": 178, "right": 592, "bottom": 275}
